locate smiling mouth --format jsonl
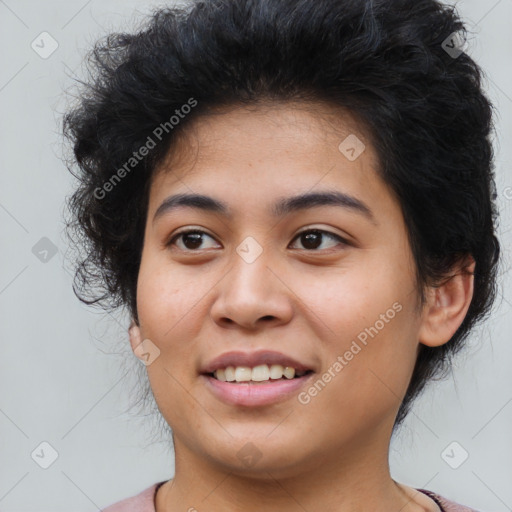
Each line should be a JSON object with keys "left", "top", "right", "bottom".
{"left": 205, "top": 364, "right": 314, "bottom": 383}
{"left": 202, "top": 365, "right": 315, "bottom": 407}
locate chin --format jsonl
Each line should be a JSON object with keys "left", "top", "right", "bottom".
{"left": 201, "top": 432, "right": 314, "bottom": 479}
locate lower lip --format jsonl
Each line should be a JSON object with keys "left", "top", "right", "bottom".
{"left": 201, "top": 374, "right": 314, "bottom": 407}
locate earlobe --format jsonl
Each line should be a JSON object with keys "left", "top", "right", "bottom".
{"left": 128, "top": 320, "right": 142, "bottom": 352}
{"left": 418, "top": 257, "right": 475, "bottom": 348}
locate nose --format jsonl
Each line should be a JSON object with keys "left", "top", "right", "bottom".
{"left": 209, "top": 247, "right": 294, "bottom": 330}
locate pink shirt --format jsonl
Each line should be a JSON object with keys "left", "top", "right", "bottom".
{"left": 102, "top": 481, "right": 481, "bottom": 511}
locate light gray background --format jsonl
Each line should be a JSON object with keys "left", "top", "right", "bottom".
{"left": 0, "top": 0, "right": 511, "bottom": 511}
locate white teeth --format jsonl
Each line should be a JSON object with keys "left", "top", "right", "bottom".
{"left": 269, "top": 364, "right": 284, "bottom": 379}
{"left": 283, "top": 366, "right": 296, "bottom": 379}
{"left": 224, "top": 366, "right": 236, "bottom": 382}
{"left": 213, "top": 364, "right": 304, "bottom": 382}
{"left": 215, "top": 368, "right": 227, "bottom": 381}
{"left": 234, "top": 366, "right": 252, "bottom": 382}
{"left": 252, "top": 364, "right": 270, "bottom": 381}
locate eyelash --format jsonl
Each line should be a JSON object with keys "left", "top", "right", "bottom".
{"left": 166, "top": 228, "right": 349, "bottom": 252}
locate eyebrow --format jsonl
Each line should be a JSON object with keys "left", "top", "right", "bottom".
{"left": 153, "top": 190, "right": 376, "bottom": 225}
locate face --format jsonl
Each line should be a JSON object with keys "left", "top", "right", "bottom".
{"left": 133, "top": 101, "right": 427, "bottom": 478}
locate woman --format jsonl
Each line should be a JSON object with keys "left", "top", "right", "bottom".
{"left": 63, "top": 0, "right": 501, "bottom": 510}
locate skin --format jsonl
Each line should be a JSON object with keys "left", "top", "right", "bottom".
{"left": 128, "top": 100, "right": 475, "bottom": 512}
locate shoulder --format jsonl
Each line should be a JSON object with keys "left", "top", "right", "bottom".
{"left": 102, "top": 481, "right": 167, "bottom": 512}
{"left": 418, "top": 488, "right": 483, "bottom": 512}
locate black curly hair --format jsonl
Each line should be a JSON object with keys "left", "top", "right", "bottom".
{"left": 63, "top": 0, "right": 501, "bottom": 428}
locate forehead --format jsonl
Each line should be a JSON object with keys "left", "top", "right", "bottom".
{"left": 148, "top": 101, "right": 396, "bottom": 218}
{"left": 156, "top": 100, "right": 372, "bottom": 168}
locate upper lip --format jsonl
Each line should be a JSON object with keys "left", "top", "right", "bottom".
{"left": 200, "top": 350, "right": 314, "bottom": 374}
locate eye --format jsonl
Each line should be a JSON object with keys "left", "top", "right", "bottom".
{"left": 166, "top": 227, "right": 349, "bottom": 253}
{"left": 166, "top": 229, "right": 220, "bottom": 251}
{"left": 289, "top": 229, "right": 348, "bottom": 251}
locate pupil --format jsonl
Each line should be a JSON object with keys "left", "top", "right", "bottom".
{"left": 302, "top": 231, "right": 321, "bottom": 249}
{"left": 184, "top": 233, "right": 203, "bottom": 249}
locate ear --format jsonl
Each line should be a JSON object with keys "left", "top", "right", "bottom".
{"left": 418, "top": 256, "right": 475, "bottom": 348}
{"left": 128, "top": 320, "right": 143, "bottom": 353}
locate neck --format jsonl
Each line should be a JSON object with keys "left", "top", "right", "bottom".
{"left": 156, "top": 434, "right": 431, "bottom": 512}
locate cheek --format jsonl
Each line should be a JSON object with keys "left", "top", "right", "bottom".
{"left": 136, "top": 257, "right": 204, "bottom": 428}
{"left": 296, "top": 315, "right": 419, "bottom": 442}
{"left": 294, "top": 261, "right": 419, "bottom": 407}
{"left": 135, "top": 256, "right": 203, "bottom": 400}
{"left": 136, "top": 251, "right": 208, "bottom": 341}
{"left": 293, "top": 259, "right": 409, "bottom": 344}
